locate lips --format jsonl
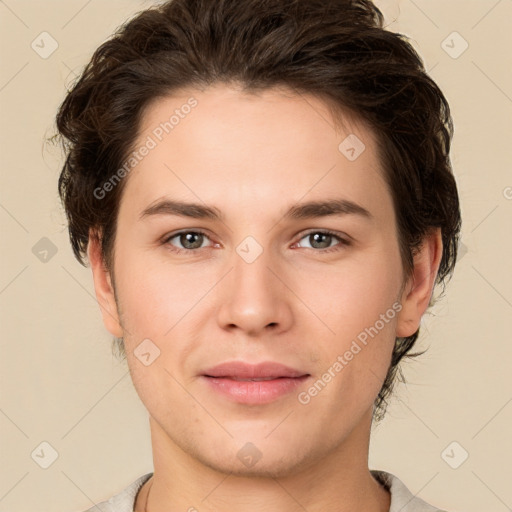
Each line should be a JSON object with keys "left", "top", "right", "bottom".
{"left": 201, "top": 360, "right": 309, "bottom": 380}
{"left": 200, "top": 361, "right": 311, "bottom": 405}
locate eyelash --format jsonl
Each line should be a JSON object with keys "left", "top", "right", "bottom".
{"left": 162, "top": 229, "right": 351, "bottom": 255}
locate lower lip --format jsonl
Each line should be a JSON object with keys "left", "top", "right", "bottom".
{"left": 201, "top": 375, "right": 310, "bottom": 405}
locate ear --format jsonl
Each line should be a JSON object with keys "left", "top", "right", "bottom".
{"left": 396, "top": 227, "right": 443, "bottom": 338}
{"left": 87, "top": 229, "right": 123, "bottom": 338}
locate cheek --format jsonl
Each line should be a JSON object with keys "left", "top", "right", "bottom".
{"left": 310, "top": 249, "right": 401, "bottom": 339}
{"left": 114, "top": 249, "right": 213, "bottom": 386}
{"left": 114, "top": 248, "right": 199, "bottom": 336}
{"left": 126, "top": 354, "right": 184, "bottom": 425}
{"left": 308, "top": 250, "right": 400, "bottom": 393}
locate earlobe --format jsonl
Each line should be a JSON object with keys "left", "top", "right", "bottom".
{"left": 87, "top": 230, "right": 124, "bottom": 338}
{"left": 395, "top": 228, "right": 443, "bottom": 338}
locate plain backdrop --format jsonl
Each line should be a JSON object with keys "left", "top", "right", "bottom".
{"left": 0, "top": 1, "right": 511, "bottom": 511}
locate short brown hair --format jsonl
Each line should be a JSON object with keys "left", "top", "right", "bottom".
{"left": 54, "top": 0, "right": 462, "bottom": 422}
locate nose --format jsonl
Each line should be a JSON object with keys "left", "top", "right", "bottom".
{"left": 216, "top": 246, "right": 294, "bottom": 337}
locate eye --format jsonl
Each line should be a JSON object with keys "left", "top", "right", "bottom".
{"left": 162, "top": 229, "right": 351, "bottom": 255}
{"left": 294, "top": 230, "right": 351, "bottom": 253}
{"left": 163, "top": 230, "right": 214, "bottom": 254}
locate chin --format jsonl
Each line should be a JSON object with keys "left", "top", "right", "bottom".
{"left": 190, "top": 436, "right": 319, "bottom": 480}
{"left": 204, "top": 452, "right": 312, "bottom": 480}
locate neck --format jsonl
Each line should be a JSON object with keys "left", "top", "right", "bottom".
{"left": 136, "top": 408, "right": 390, "bottom": 512}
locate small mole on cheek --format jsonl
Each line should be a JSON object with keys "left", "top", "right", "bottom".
{"left": 308, "top": 354, "right": 321, "bottom": 364}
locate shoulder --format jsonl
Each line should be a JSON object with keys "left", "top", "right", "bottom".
{"left": 371, "top": 469, "right": 451, "bottom": 512}
{"left": 80, "top": 473, "right": 153, "bottom": 512}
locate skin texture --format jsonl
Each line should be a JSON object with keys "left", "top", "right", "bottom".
{"left": 88, "top": 84, "right": 443, "bottom": 512}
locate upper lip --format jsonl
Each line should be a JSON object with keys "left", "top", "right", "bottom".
{"left": 202, "top": 361, "right": 309, "bottom": 379}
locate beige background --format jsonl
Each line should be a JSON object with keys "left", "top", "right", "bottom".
{"left": 1, "top": 1, "right": 511, "bottom": 511}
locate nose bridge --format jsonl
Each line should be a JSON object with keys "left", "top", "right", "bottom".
{"left": 232, "top": 238, "right": 278, "bottom": 308}
{"left": 233, "top": 238, "right": 274, "bottom": 295}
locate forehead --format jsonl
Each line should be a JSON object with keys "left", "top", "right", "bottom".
{"left": 119, "top": 84, "right": 392, "bottom": 225}
{"left": 138, "top": 83, "right": 372, "bottom": 154}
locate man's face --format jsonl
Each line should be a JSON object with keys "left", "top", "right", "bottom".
{"left": 102, "top": 84, "right": 406, "bottom": 476}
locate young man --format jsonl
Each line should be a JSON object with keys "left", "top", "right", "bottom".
{"left": 56, "top": 0, "right": 461, "bottom": 510}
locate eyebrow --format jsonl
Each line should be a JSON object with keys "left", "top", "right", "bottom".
{"left": 139, "top": 198, "right": 373, "bottom": 222}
